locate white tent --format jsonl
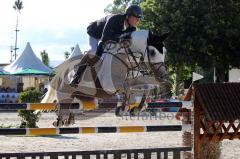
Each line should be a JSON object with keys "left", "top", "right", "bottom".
{"left": 0, "top": 67, "right": 9, "bottom": 75}
{"left": 69, "top": 44, "right": 82, "bottom": 59}
{"left": 3, "top": 42, "right": 52, "bottom": 74}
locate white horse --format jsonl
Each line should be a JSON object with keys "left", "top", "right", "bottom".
{"left": 42, "top": 30, "right": 171, "bottom": 126}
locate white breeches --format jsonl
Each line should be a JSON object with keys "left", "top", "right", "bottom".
{"left": 88, "top": 36, "right": 100, "bottom": 56}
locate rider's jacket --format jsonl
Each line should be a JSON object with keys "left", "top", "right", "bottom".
{"left": 87, "top": 14, "right": 136, "bottom": 43}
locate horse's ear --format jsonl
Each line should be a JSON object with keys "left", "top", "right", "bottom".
{"left": 159, "top": 31, "right": 170, "bottom": 41}
{"left": 148, "top": 31, "right": 170, "bottom": 44}
{"left": 147, "top": 31, "right": 165, "bottom": 53}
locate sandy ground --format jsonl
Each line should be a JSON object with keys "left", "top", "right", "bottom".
{"left": 0, "top": 111, "right": 240, "bottom": 159}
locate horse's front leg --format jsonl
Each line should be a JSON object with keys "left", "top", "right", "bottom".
{"left": 115, "top": 89, "right": 133, "bottom": 117}
{"left": 53, "top": 99, "right": 77, "bottom": 127}
{"left": 125, "top": 89, "right": 150, "bottom": 116}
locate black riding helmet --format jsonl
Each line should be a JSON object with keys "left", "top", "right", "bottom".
{"left": 125, "top": 4, "right": 143, "bottom": 19}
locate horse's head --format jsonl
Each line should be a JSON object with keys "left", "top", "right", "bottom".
{"left": 145, "top": 31, "right": 170, "bottom": 83}
{"left": 128, "top": 30, "right": 169, "bottom": 79}
{"left": 118, "top": 30, "right": 170, "bottom": 81}
{"left": 118, "top": 30, "right": 171, "bottom": 95}
{"left": 147, "top": 31, "right": 169, "bottom": 54}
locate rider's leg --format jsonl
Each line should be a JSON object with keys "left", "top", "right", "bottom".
{"left": 70, "top": 37, "right": 102, "bottom": 87}
{"left": 70, "top": 54, "right": 90, "bottom": 87}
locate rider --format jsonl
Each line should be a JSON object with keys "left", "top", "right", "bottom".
{"left": 70, "top": 4, "right": 143, "bottom": 87}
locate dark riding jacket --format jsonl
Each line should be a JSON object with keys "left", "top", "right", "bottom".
{"left": 87, "top": 14, "right": 136, "bottom": 43}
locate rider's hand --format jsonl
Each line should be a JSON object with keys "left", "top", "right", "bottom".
{"left": 120, "top": 33, "right": 131, "bottom": 40}
{"left": 125, "top": 27, "right": 136, "bottom": 33}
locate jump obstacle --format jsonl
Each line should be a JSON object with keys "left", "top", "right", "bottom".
{"left": 0, "top": 100, "right": 192, "bottom": 159}
{"left": 0, "top": 101, "right": 187, "bottom": 136}
{"left": 0, "top": 101, "right": 184, "bottom": 110}
{"left": 1, "top": 83, "right": 240, "bottom": 159}
{"left": 0, "top": 125, "right": 182, "bottom": 135}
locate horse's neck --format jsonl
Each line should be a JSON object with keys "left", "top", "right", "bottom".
{"left": 130, "top": 30, "right": 149, "bottom": 53}
{"left": 97, "top": 52, "right": 129, "bottom": 93}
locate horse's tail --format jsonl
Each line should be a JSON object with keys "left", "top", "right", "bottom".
{"left": 41, "top": 86, "right": 57, "bottom": 103}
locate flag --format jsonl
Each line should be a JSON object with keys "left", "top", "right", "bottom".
{"left": 192, "top": 72, "right": 204, "bottom": 82}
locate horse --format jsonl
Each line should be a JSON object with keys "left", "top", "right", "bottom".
{"left": 41, "top": 30, "right": 171, "bottom": 126}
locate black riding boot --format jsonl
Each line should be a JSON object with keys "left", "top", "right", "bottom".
{"left": 70, "top": 64, "right": 87, "bottom": 87}
{"left": 69, "top": 53, "right": 91, "bottom": 87}
{"left": 70, "top": 54, "right": 100, "bottom": 87}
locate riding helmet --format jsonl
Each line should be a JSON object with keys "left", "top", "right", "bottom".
{"left": 125, "top": 4, "right": 143, "bottom": 19}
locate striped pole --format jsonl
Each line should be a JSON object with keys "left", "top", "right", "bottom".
{"left": 0, "top": 103, "right": 80, "bottom": 110}
{"left": 0, "top": 102, "right": 185, "bottom": 111}
{"left": 147, "top": 102, "right": 182, "bottom": 108}
{"left": 0, "top": 102, "right": 100, "bottom": 111}
{"left": 0, "top": 125, "right": 182, "bottom": 136}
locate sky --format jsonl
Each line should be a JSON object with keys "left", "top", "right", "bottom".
{"left": 0, "top": 0, "right": 113, "bottom": 66}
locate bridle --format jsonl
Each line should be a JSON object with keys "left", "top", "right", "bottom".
{"left": 103, "top": 38, "right": 165, "bottom": 81}
{"left": 146, "top": 46, "right": 166, "bottom": 76}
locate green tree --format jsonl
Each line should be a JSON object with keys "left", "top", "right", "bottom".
{"left": 64, "top": 51, "right": 70, "bottom": 60}
{"left": 40, "top": 50, "right": 50, "bottom": 66}
{"left": 104, "top": 0, "right": 143, "bottom": 14}
{"left": 140, "top": 0, "right": 200, "bottom": 94}
{"left": 140, "top": 0, "right": 240, "bottom": 87}
{"left": 105, "top": 0, "right": 240, "bottom": 89}
{"left": 205, "top": 0, "right": 240, "bottom": 82}
{"left": 18, "top": 88, "right": 43, "bottom": 128}
{"left": 13, "top": 0, "right": 24, "bottom": 60}
{"left": 64, "top": 47, "right": 75, "bottom": 60}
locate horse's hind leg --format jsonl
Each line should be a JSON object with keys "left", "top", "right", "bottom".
{"left": 53, "top": 98, "right": 76, "bottom": 127}
{"left": 115, "top": 94, "right": 126, "bottom": 116}
{"left": 64, "top": 112, "right": 75, "bottom": 126}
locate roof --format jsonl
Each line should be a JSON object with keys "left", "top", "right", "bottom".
{"left": 194, "top": 83, "right": 240, "bottom": 121}
{"left": 3, "top": 42, "right": 52, "bottom": 74}
{"left": 12, "top": 68, "right": 50, "bottom": 75}
{"left": 69, "top": 44, "right": 82, "bottom": 59}
{"left": 0, "top": 67, "right": 9, "bottom": 75}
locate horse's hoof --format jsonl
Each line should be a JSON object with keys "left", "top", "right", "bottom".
{"left": 53, "top": 121, "right": 58, "bottom": 127}
{"left": 130, "top": 107, "right": 140, "bottom": 116}
{"left": 63, "top": 119, "right": 70, "bottom": 127}
{"left": 115, "top": 106, "right": 124, "bottom": 116}
{"left": 69, "top": 119, "right": 75, "bottom": 125}
{"left": 53, "top": 120, "right": 64, "bottom": 127}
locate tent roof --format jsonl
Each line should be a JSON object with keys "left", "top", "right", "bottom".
{"left": 69, "top": 44, "right": 82, "bottom": 59}
{"left": 3, "top": 42, "right": 52, "bottom": 74}
{"left": 12, "top": 68, "right": 50, "bottom": 75}
{"left": 0, "top": 67, "right": 9, "bottom": 75}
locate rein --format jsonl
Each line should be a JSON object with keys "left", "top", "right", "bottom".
{"left": 103, "top": 40, "right": 143, "bottom": 79}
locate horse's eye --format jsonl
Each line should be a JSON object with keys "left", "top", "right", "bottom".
{"left": 150, "top": 50, "right": 156, "bottom": 57}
